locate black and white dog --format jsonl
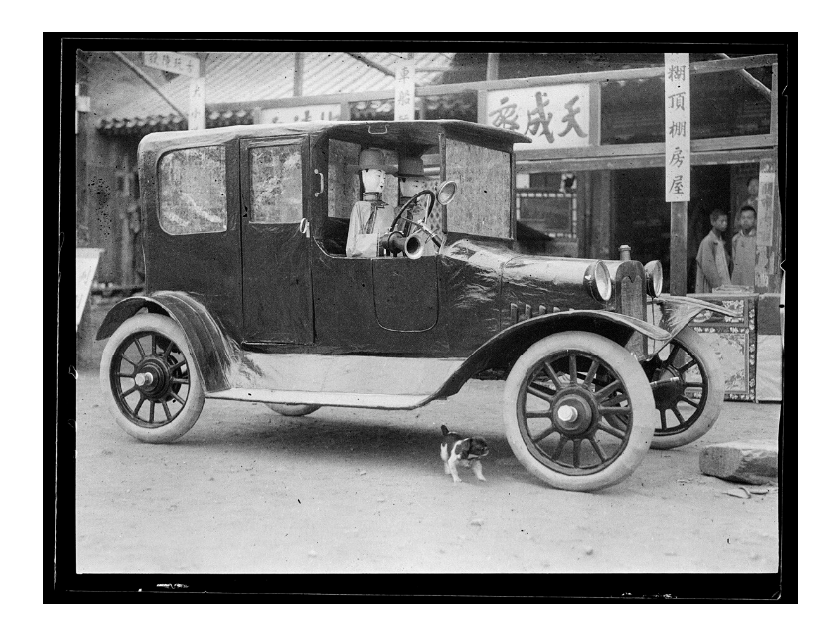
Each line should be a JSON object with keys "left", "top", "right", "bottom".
{"left": 440, "top": 425, "right": 490, "bottom": 483}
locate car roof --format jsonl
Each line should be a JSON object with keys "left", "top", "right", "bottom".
{"left": 138, "top": 120, "right": 531, "bottom": 157}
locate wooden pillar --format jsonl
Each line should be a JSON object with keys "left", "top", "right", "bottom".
{"left": 75, "top": 51, "right": 90, "bottom": 248}
{"left": 294, "top": 52, "right": 305, "bottom": 97}
{"left": 487, "top": 53, "right": 500, "bottom": 81}
{"left": 755, "top": 64, "right": 781, "bottom": 293}
{"left": 670, "top": 201, "right": 688, "bottom": 295}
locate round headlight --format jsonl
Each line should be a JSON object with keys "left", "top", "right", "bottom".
{"left": 644, "top": 260, "right": 663, "bottom": 297}
{"left": 584, "top": 261, "right": 612, "bottom": 303}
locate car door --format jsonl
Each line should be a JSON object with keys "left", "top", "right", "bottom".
{"left": 240, "top": 136, "right": 313, "bottom": 344}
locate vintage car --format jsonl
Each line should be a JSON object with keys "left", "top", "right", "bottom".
{"left": 97, "top": 120, "right": 737, "bottom": 492}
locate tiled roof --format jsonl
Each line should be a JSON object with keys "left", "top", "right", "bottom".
{"left": 95, "top": 52, "right": 454, "bottom": 131}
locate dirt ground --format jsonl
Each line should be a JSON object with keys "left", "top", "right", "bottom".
{"left": 75, "top": 369, "right": 780, "bottom": 574}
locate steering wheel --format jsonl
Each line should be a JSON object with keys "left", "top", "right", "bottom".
{"left": 389, "top": 190, "right": 443, "bottom": 250}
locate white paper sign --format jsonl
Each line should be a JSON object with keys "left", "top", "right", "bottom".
{"left": 260, "top": 104, "right": 341, "bottom": 124}
{"left": 486, "top": 84, "right": 591, "bottom": 150}
{"left": 76, "top": 248, "right": 103, "bottom": 330}
{"left": 757, "top": 160, "right": 776, "bottom": 247}
{"left": 665, "top": 53, "right": 690, "bottom": 202}
{"left": 394, "top": 58, "right": 416, "bottom": 121}
{"left": 142, "top": 51, "right": 201, "bottom": 78}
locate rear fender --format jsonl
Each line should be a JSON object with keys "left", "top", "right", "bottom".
{"left": 433, "top": 310, "right": 670, "bottom": 399}
{"left": 96, "top": 291, "right": 238, "bottom": 392}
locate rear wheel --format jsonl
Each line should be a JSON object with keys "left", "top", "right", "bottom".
{"left": 99, "top": 313, "right": 204, "bottom": 443}
{"left": 646, "top": 328, "right": 723, "bottom": 449}
{"left": 504, "top": 332, "right": 656, "bottom": 492}
{"left": 265, "top": 403, "right": 321, "bottom": 417}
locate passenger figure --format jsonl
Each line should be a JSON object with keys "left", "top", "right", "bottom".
{"left": 731, "top": 205, "right": 757, "bottom": 288}
{"left": 346, "top": 149, "right": 396, "bottom": 258}
{"left": 694, "top": 208, "right": 731, "bottom": 293}
{"left": 395, "top": 156, "right": 436, "bottom": 257}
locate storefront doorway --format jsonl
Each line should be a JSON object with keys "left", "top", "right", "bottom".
{"left": 613, "top": 165, "right": 731, "bottom": 292}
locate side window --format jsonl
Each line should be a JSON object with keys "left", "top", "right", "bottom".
{"left": 250, "top": 145, "right": 302, "bottom": 223}
{"left": 328, "top": 140, "right": 361, "bottom": 219}
{"left": 159, "top": 146, "right": 227, "bottom": 235}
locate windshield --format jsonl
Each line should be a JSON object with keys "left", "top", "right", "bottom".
{"left": 445, "top": 139, "right": 512, "bottom": 239}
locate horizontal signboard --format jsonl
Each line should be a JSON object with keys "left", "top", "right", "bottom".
{"left": 259, "top": 104, "right": 342, "bottom": 124}
{"left": 142, "top": 51, "right": 201, "bottom": 78}
{"left": 486, "top": 84, "right": 593, "bottom": 150}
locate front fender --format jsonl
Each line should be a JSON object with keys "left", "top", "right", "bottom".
{"left": 432, "top": 309, "right": 670, "bottom": 399}
{"left": 96, "top": 291, "right": 238, "bottom": 392}
{"left": 653, "top": 295, "right": 741, "bottom": 338}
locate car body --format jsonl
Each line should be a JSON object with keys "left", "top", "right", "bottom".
{"left": 98, "top": 120, "right": 736, "bottom": 491}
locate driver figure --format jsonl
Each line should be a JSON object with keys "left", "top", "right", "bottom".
{"left": 346, "top": 149, "right": 396, "bottom": 258}
{"left": 395, "top": 155, "right": 436, "bottom": 257}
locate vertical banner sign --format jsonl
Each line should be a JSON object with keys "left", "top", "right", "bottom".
{"left": 665, "top": 53, "right": 690, "bottom": 202}
{"left": 755, "top": 158, "right": 777, "bottom": 289}
{"left": 189, "top": 76, "right": 206, "bottom": 130}
{"left": 394, "top": 57, "right": 416, "bottom": 121}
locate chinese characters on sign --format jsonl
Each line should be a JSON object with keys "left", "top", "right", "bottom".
{"left": 142, "top": 51, "right": 201, "bottom": 79}
{"left": 665, "top": 53, "right": 690, "bottom": 202}
{"left": 259, "top": 105, "right": 341, "bottom": 125}
{"left": 394, "top": 58, "right": 416, "bottom": 121}
{"left": 756, "top": 159, "right": 775, "bottom": 248}
{"left": 189, "top": 77, "right": 206, "bottom": 130}
{"left": 486, "top": 85, "right": 591, "bottom": 150}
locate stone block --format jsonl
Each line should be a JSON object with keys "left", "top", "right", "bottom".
{"left": 699, "top": 440, "right": 778, "bottom": 484}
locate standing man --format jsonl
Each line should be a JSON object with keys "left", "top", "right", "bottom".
{"left": 695, "top": 209, "right": 731, "bottom": 293}
{"left": 731, "top": 205, "right": 757, "bottom": 288}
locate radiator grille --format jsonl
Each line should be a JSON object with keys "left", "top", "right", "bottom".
{"left": 618, "top": 274, "right": 646, "bottom": 356}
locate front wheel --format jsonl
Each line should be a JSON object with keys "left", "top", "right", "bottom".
{"left": 265, "top": 403, "right": 321, "bottom": 417}
{"left": 99, "top": 313, "right": 205, "bottom": 443}
{"left": 504, "top": 332, "right": 656, "bottom": 492}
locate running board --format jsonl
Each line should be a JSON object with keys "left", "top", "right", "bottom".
{"left": 206, "top": 388, "right": 432, "bottom": 410}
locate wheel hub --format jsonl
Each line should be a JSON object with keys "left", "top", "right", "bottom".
{"left": 652, "top": 370, "right": 684, "bottom": 409}
{"left": 551, "top": 390, "right": 594, "bottom": 436}
{"left": 134, "top": 357, "right": 171, "bottom": 400}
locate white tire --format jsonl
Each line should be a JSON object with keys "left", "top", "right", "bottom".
{"left": 504, "top": 332, "right": 656, "bottom": 492}
{"left": 100, "top": 313, "right": 204, "bottom": 443}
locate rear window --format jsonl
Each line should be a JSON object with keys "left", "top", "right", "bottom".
{"left": 158, "top": 146, "right": 227, "bottom": 235}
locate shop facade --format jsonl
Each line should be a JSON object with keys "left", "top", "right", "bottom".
{"left": 83, "top": 53, "right": 785, "bottom": 399}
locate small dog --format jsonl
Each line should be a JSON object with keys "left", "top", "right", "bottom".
{"left": 440, "top": 425, "right": 490, "bottom": 483}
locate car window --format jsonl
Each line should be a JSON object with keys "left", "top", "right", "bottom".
{"left": 158, "top": 146, "right": 227, "bottom": 235}
{"left": 250, "top": 144, "right": 302, "bottom": 224}
{"left": 327, "top": 142, "right": 399, "bottom": 219}
{"left": 445, "top": 139, "right": 511, "bottom": 239}
{"left": 328, "top": 140, "right": 361, "bottom": 219}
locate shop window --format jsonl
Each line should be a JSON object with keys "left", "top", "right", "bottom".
{"left": 158, "top": 146, "right": 227, "bottom": 235}
{"left": 250, "top": 145, "right": 302, "bottom": 224}
{"left": 517, "top": 172, "right": 577, "bottom": 240}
